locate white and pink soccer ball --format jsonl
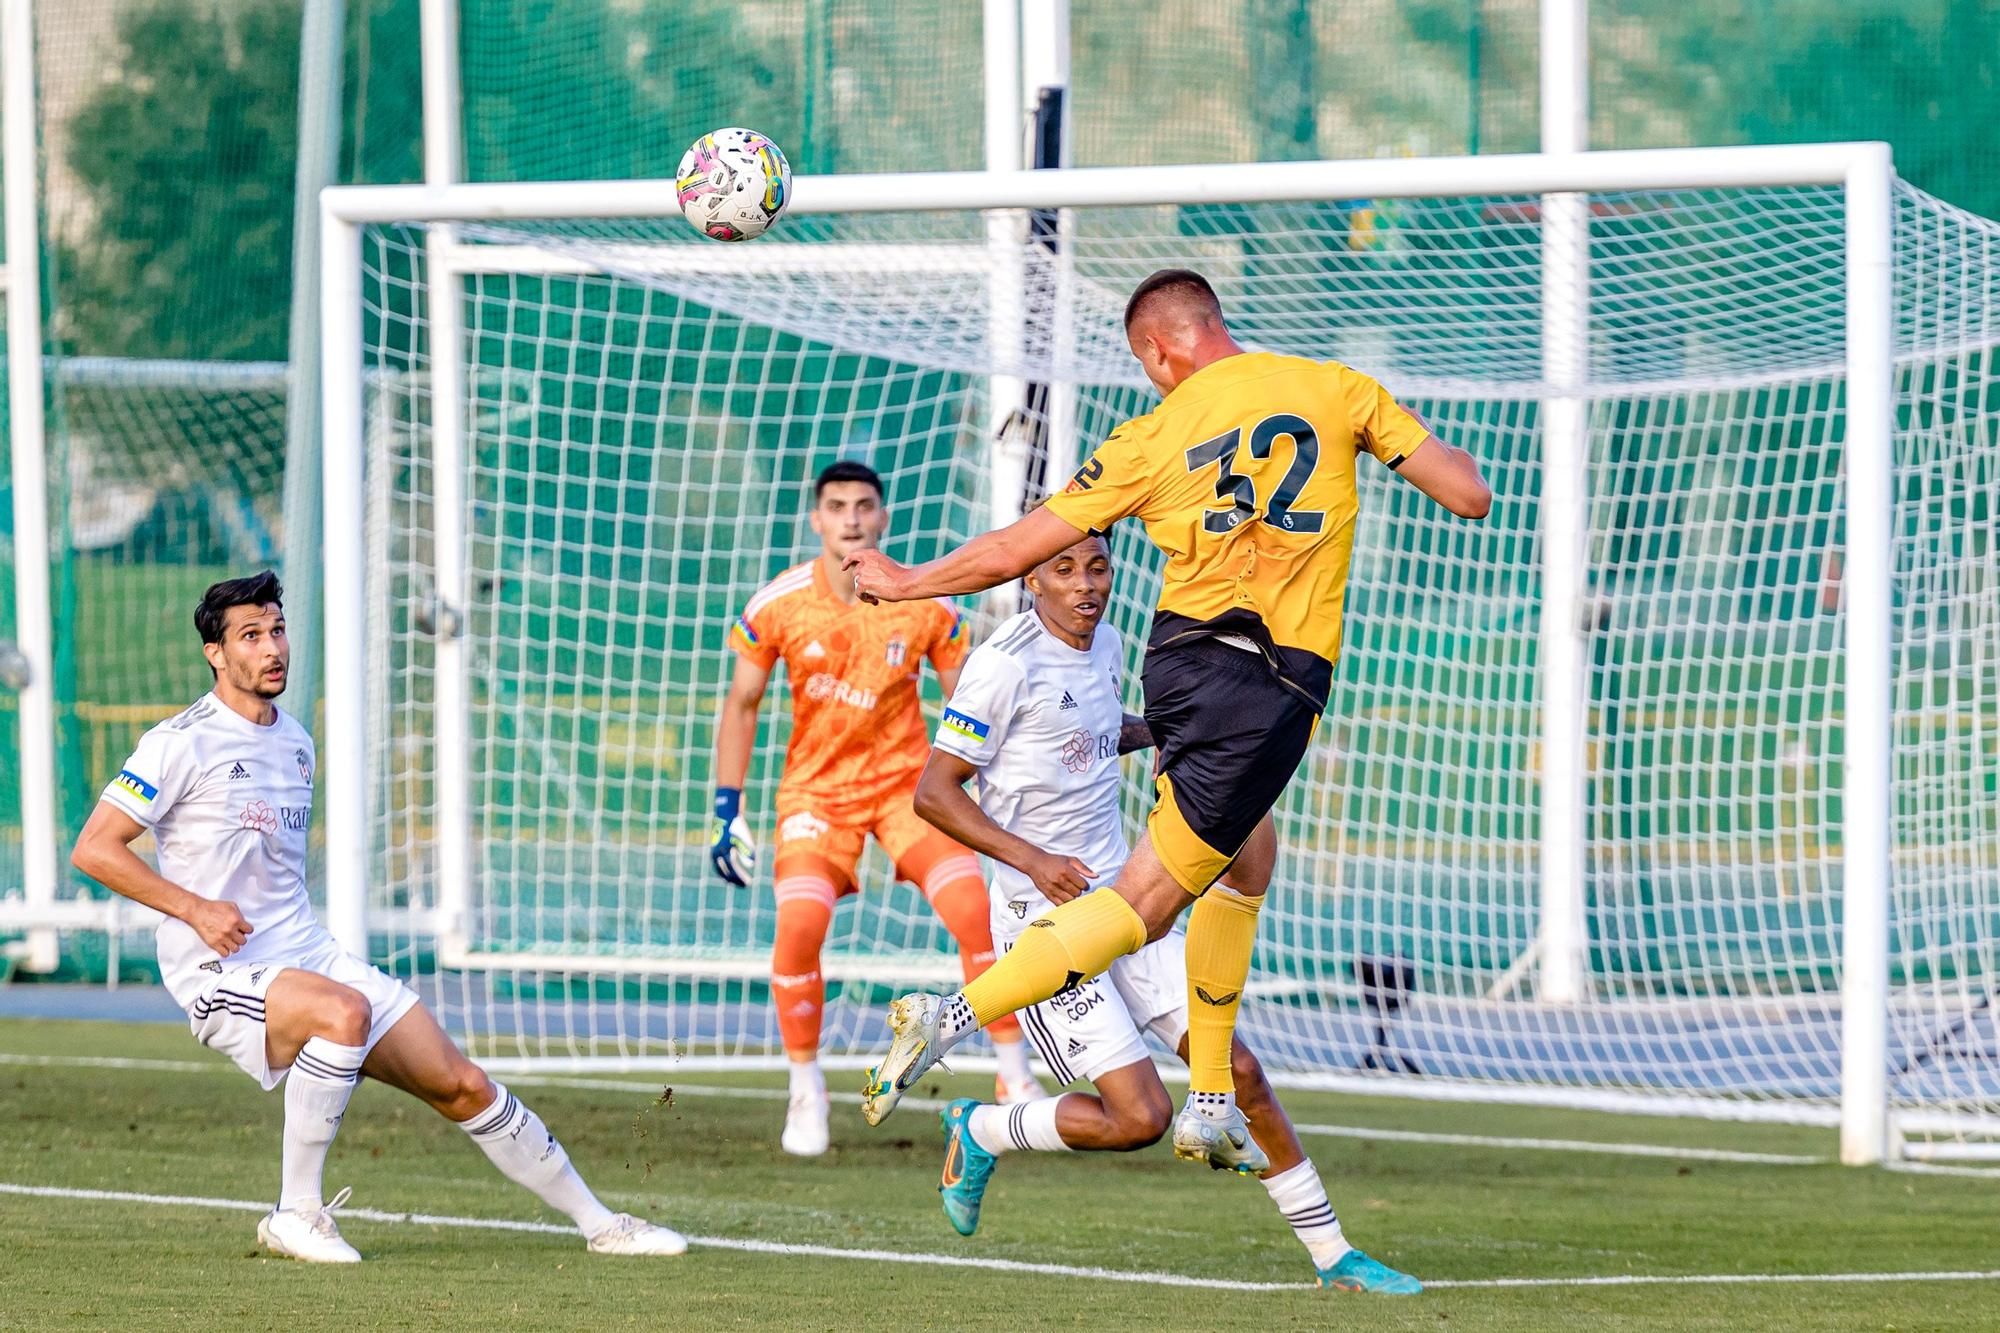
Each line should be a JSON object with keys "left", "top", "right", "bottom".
{"left": 676, "top": 128, "right": 792, "bottom": 242}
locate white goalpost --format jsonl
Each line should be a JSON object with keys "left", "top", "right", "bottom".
{"left": 319, "top": 142, "right": 2000, "bottom": 1167}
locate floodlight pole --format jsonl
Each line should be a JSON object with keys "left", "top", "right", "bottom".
{"left": 3, "top": 0, "right": 57, "bottom": 973}
{"left": 1536, "top": 0, "right": 1591, "bottom": 1005}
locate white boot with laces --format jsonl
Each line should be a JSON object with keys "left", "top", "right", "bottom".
{"left": 257, "top": 1185, "right": 361, "bottom": 1264}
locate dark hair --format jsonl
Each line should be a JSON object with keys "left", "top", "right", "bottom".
{"left": 1123, "top": 268, "right": 1222, "bottom": 330}
{"left": 814, "top": 459, "right": 884, "bottom": 502}
{"left": 196, "top": 570, "right": 284, "bottom": 647}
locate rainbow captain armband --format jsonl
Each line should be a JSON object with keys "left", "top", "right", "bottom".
{"left": 729, "top": 615, "right": 760, "bottom": 652}
{"left": 112, "top": 769, "right": 158, "bottom": 805}
{"left": 941, "top": 708, "right": 990, "bottom": 744}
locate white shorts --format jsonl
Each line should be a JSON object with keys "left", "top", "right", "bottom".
{"left": 166, "top": 933, "right": 420, "bottom": 1091}
{"left": 1016, "top": 929, "right": 1189, "bottom": 1085}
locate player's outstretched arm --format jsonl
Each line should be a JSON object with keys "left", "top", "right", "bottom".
{"left": 710, "top": 654, "right": 771, "bottom": 887}
{"left": 70, "top": 803, "right": 251, "bottom": 956}
{"left": 1386, "top": 436, "right": 1492, "bottom": 519}
{"left": 847, "top": 506, "right": 1085, "bottom": 604}
{"left": 912, "top": 749, "right": 1094, "bottom": 904}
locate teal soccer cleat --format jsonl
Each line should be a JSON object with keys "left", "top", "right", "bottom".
{"left": 1317, "top": 1249, "right": 1424, "bottom": 1295}
{"left": 937, "top": 1098, "right": 998, "bottom": 1236}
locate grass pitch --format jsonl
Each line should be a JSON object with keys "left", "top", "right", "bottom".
{"left": 0, "top": 1017, "right": 1995, "bottom": 1331}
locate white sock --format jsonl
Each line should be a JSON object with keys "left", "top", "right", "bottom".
{"left": 279, "top": 1037, "right": 365, "bottom": 1212}
{"left": 994, "top": 1037, "right": 1034, "bottom": 1088}
{"left": 789, "top": 1059, "right": 827, "bottom": 1102}
{"left": 1261, "top": 1158, "right": 1350, "bottom": 1270}
{"left": 936, "top": 992, "right": 980, "bottom": 1050}
{"left": 967, "top": 1096, "right": 1071, "bottom": 1155}
{"left": 460, "top": 1082, "right": 615, "bottom": 1238}
{"left": 1189, "top": 1088, "right": 1237, "bottom": 1122}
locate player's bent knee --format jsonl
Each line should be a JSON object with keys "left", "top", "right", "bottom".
{"left": 440, "top": 1062, "right": 498, "bottom": 1120}
{"left": 318, "top": 984, "right": 371, "bottom": 1045}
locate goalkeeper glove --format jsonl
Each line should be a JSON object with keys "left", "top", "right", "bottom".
{"left": 710, "top": 787, "right": 757, "bottom": 887}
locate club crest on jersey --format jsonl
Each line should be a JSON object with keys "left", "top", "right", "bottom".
{"left": 885, "top": 638, "right": 906, "bottom": 667}
{"left": 199, "top": 960, "right": 223, "bottom": 974}
{"left": 296, "top": 748, "right": 312, "bottom": 783}
{"left": 1010, "top": 900, "right": 1027, "bottom": 918}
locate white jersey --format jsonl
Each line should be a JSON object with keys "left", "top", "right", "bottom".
{"left": 101, "top": 692, "right": 321, "bottom": 991}
{"left": 933, "top": 610, "right": 1130, "bottom": 938}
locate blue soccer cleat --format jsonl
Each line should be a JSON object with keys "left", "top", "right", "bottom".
{"left": 937, "top": 1097, "right": 998, "bottom": 1236}
{"left": 1318, "top": 1248, "right": 1424, "bottom": 1295}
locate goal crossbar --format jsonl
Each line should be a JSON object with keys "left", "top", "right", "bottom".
{"left": 318, "top": 142, "right": 1901, "bottom": 1162}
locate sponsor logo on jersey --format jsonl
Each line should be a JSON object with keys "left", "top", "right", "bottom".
{"left": 941, "top": 708, "right": 990, "bottom": 743}
{"left": 1058, "top": 690, "right": 1078, "bottom": 711}
{"left": 779, "top": 810, "right": 830, "bottom": 843}
{"left": 279, "top": 806, "right": 310, "bottom": 832}
{"left": 1060, "top": 728, "right": 1095, "bottom": 773}
{"left": 886, "top": 638, "right": 906, "bottom": 667}
{"left": 239, "top": 800, "right": 278, "bottom": 835}
{"left": 296, "top": 748, "right": 312, "bottom": 783}
{"left": 228, "top": 762, "right": 251, "bottom": 780}
{"left": 112, "top": 769, "right": 158, "bottom": 804}
{"left": 803, "top": 672, "right": 877, "bottom": 710}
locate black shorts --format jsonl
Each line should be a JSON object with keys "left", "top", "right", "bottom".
{"left": 1140, "top": 637, "right": 1319, "bottom": 893}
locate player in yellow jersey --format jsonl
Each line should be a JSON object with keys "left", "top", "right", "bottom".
{"left": 850, "top": 270, "right": 1490, "bottom": 1165}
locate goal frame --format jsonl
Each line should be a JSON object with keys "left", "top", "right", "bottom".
{"left": 318, "top": 142, "right": 1897, "bottom": 1164}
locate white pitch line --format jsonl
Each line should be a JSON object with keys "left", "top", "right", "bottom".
{"left": 0, "top": 1052, "right": 1853, "bottom": 1166}
{"left": 514, "top": 1074, "right": 1828, "bottom": 1165}
{"left": 1425, "top": 1269, "right": 2000, "bottom": 1290}
{"left": 0, "top": 1183, "right": 1296, "bottom": 1292}
{"left": 5, "top": 1182, "right": 1998, "bottom": 1293}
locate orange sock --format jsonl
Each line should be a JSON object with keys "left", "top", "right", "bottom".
{"left": 771, "top": 883, "right": 835, "bottom": 1060}
{"left": 925, "top": 862, "right": 1023, "bottom": 1042}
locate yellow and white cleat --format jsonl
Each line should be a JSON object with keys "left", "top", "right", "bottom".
{"left": 861, "top": 992, "right": 946, "bottom": 1126}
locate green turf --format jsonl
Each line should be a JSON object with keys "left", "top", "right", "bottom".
{"left": 0, "top": 1019, "right": 1995, "bottom": 1330}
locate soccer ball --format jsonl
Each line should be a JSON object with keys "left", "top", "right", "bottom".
{"left": 676, "top": 128, "right": 791, "bottom": 242}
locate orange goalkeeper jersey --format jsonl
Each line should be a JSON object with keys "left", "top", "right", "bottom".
{"left": 729, "top": 559, "right": 968, "bottom": 818}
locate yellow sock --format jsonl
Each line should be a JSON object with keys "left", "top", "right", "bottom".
{"left": 1184, "top": 884, "right": 1262, "bottom": 1094}
{"left": 964, "top": 890, "right": 1146, "bottom": 1028}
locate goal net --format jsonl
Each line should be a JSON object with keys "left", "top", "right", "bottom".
{"left": 327, "top": 150, "right": 2000, "bottom": 1158}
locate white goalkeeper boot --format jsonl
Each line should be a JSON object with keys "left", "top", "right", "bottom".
{"left": 1170, "top": 1099, "right": 1270, "bottom": 1175}
{"left": 257, "top": 1186, "right": 361, "bottom": 1264}
{"left": 781, "top": 1089, "right": 831, "bottom": 1156}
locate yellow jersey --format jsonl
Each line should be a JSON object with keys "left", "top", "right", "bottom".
{"left": 1043, "top": 351, "right": 1429, "bottom": 707}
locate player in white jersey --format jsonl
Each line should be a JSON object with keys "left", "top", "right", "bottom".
{"left": 69, "top": 572, "right": 684, "bottom": 1264}
{"left": 905, "top": 536, "right": 1421, "bottom": 1294}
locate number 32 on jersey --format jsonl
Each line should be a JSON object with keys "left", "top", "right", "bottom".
{"left": 1183, "top": 413, "right": 1324, "bottom": 534}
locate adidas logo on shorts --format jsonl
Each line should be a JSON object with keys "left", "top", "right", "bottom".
{"left": 228, "top": 762, "right": 250, "bottom": 779}
{"left": 1066, "top": 1037, "right": 1086, "bottom": 1056}
{"left": 1058, "top": 690, "right": 1078, "bottom": 710}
